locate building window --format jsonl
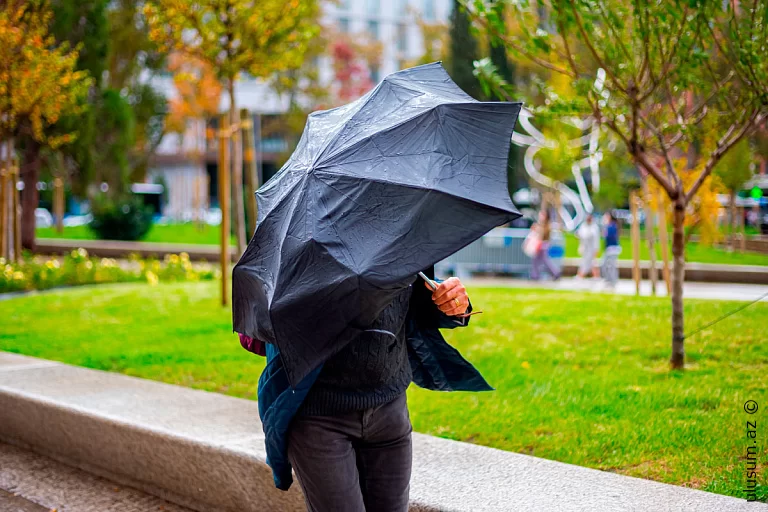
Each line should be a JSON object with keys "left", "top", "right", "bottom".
{"left": 423, "top": 0, "right": 435, "bottom": 20}
{"left": 338, "top": 17, "right": 350, "bottom": 33}
{"left": 396, "top": 23, "right": 407, "bottom": 53}
{"left": 367, "top": 19, "right": 380, "bottom": 40}
{"left": 366, "top": 0, "right": 380, "bottom": 16}
{"left": 370, "top": 65, "right": 380, "bottom": 83}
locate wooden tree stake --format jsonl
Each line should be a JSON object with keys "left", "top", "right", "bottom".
{"left": 12, "top": 160, "right": 21, "bottom": 262}
{"left": 240, "top": 108, "right": 258, "bottom": 238}
{"left": 54, "top": 176, "right": 64, "bottom": 234}
{"left": 739, "top": 205, "right": 746, "bottom": 253}
{"left": 218, "top": 114, "right": 231, "bottom": 307}
{"left": 0, "top": 140, "right": 7, "bottom": 261}
{"left": 630, "top": 191, "right": 641, "bottom": 295}
{"left": 640, "top": 179, "right": 658, "bottom": 296}
{"left": 230, "top": 106, "right": 246, "bottom": 256}
{"left": 0, "top": 165, "right": 7, "bottom": 261}
{"left": 656, "top": 189, "right": 672, "bottom": 295}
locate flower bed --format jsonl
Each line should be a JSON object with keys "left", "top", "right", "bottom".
{"left": 0, "top": 249, "right": 218, "bottom": 294}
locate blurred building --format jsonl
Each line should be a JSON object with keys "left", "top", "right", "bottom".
{"left": 147, "top": 0, "right": 453, "bottom": 221}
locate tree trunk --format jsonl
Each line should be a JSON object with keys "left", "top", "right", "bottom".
{"left": 670, "top": 199, "right": 686, "bottom": 369}
{"left": 229, "top": 84, "right": 246, "bottom": 255}
{"left": 21, "top": 138, "right": 41, "bottom": 252}
{"left": 729, "top": 190, "right": 736, "bottom": 251}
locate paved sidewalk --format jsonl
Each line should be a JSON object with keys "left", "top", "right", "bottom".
{"left": 0, "top": 441, "right": 193, "bottom": 512}
{"left": 467, "top": 276, "right": 768, "bottom": 302}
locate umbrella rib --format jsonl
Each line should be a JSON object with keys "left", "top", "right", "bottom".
{"left": 312, "top": 82, "right": 384, "bottom": 167}
{"left": 314, "top": 107, "right": 437, "bottom": 169}
{"left": 312, "top": 169, "right": 519, "bottom": 217}
{"left": 314, "top": 101, "right": 520, "bottom": 172}
{"left": 250, "top": 177, "right": 307, "bottom": 243}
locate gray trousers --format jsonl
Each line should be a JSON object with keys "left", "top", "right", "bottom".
{"left": 602, "top": 252, "right": 619, "bottom": 286}
{"left": 287, "top": 393, "right": 412, "bottom": 512}
{"left": 530, "top": 242, "right": 560, "bottom": 280}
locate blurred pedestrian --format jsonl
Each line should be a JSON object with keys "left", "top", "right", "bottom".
{"left": 602, "top": 211, "right": 621, "bottom": 288}
{"left": 576, "top": 213, "right": 600, "bottom": 279}
{"left": 527, "top": 210, "right": 560, "bottom": 281}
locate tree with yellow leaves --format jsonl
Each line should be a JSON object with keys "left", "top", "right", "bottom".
{"left": 0, "top": 0, "right": 92, "bottom": 250}
{"left": 166, "top": 52, "right": 222, "bottom": 142}
{"left": 144, "top": 0, "right": 321, "bottom": 256}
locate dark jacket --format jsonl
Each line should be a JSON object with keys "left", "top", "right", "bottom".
{"left": 605, "top": 222, "right": 619, "bottom": 248}
{"left": 253, "top": 270, "right": 491, "bottom": 490}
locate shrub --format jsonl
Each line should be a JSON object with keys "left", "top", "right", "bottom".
{"left": 89, "top": 195, "right": 153, "bottom": 241}
{"left": 0, "top": 250, "right": 218, "bottom": 294}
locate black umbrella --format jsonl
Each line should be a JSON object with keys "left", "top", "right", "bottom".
{"left": 233, "top": 62, "right": 522, "bottom": 387}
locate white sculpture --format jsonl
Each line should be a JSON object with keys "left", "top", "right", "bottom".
{"left": 511, "top": 69, "right": 609, "bottom": 231}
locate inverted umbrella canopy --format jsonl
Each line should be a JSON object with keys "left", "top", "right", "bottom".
{"left": 233, "top": 62, "right": 522, "bottom": 387}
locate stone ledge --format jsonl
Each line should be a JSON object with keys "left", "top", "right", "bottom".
{"left": 0, "top": 352, "right": 765, "bottom": 512}
{"left": 560, "top": 258, "right": 768, "bottom": 285}
{"left": 35, "top": 238, "right": 235, "bottom": 262}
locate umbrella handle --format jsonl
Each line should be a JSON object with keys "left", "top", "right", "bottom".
{"left": 418, "top": 271, "right": 437, "bottom": 291}
{"left": 418, "top": 271, "right": 483, "bottom": 318}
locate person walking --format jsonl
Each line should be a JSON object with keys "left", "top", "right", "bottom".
{"left": 601, "top": 211, "right": 622, "bottom": 288}
{"left": 234, "top": 63, "right": 510, "bottom": 512}
{"left": 529, "top": 210, "right": 561, "bottom": 281}
{"left": 282, "top": 276, "right": 471, "bottom": 512}
{"left": 240, "top": 269, "right": 483, "bottom": 512}
{"left": 576, "top": 214, "right": 600, "bottom": 279}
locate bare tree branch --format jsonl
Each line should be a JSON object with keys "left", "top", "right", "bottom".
{"left": 469, "top": 7, "right": 575, "bottom": 77}
{"left": 637, "top": 5, "right": 690, "bottom": 102}
{"left": 637, "top": 111, "right": 682, "bottom": 188}
{"left": 595, "top": 2, "right": 634, "bottom": 69}
{"left": 569, "top": 4, "right": 628, "bottom": 95}
{"left": 685, "top": 108, "right": 764, "bottom": 203}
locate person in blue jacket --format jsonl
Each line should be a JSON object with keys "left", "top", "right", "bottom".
{"left": 248, "top": 266, "right": 489, "bottom": 512}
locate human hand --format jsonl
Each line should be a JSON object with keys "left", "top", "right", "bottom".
{"left": 426, "top": 277, "right": 469, "bottom": 317}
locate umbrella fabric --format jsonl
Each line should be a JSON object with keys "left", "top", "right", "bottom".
{"left": 233, "top": 62, "right": 522, "bottom": 387}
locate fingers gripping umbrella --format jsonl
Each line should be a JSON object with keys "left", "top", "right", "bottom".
{"left": 233, "top": 62, "right": 522, "bottom": 387}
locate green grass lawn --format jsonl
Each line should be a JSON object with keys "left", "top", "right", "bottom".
{"left": 36, "top": 223, "right": 234, "bottom": 245}
{"left": 563, "top": 233, "right": 768, "bottom": 266}
{"left": 1, "top": 281, "right": 766, "bottom": 500}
